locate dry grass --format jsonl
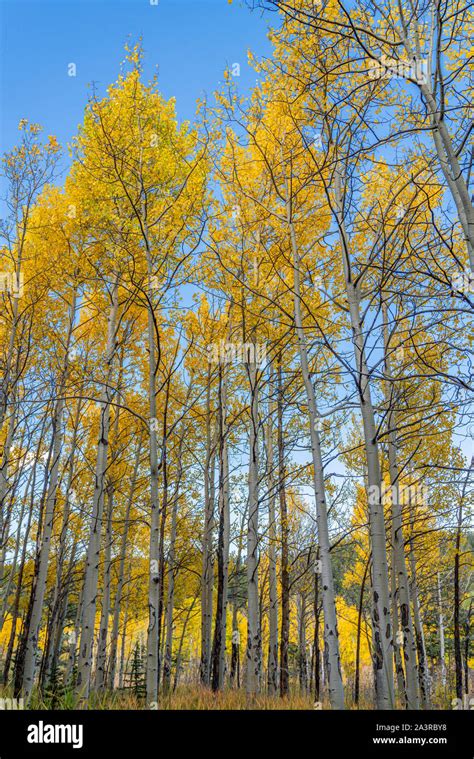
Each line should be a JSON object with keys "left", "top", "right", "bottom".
{"left": 158, "top": 687, "right": 316, "bottom": 710}
{"left": 0, "top": 684, "right": 454, "bottom": 710}
{"left": 0, "top": 684, "right": 320, "bottom": 710}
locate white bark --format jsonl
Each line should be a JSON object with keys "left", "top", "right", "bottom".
{"left": 266, "top": 366, "right": 279, "bottom": 695}
{"left": 76, "top": 279, "right": 119, "bottom": 701}
{"left": 200, "top": 373, "right": 215, "bottom": 686}
{"left": 287, "top": 199, "right": 345, "bottom": 709}
{"left": 211, "top": 361, "right": 230, "bottom": 691}
{"left": 22, "top": 292, "right": 76, "bottom": 700}
{"left": 246, "top": 352, "right": 261, "bottom": 697}
{"left": 42, "top": 385, "right": 82, "bottom": 686}
{"left": 145, "top": 261, "right": 162, "bottom": 707}
{"left": 408, "top": 505, "right": 431, "bottom": 709}
{"left": 437, "top": 571, "right": 446, "bottom": 688}
{"left": 334, "top": 170, "right": 394, "bottom": 709}
{"left": 162, "top": 429, "right": 186, "bottom": 692}
{"left": 0, "top": 402, "right": 17, "bottom": 605}
{"left": 94, "top": 486, "right": 113, "bottom": 691}
{"left": 108, "top": 435, "right": 142, "bottom": 689}
{"left": 382, "top": 304, "right": 419, "bottom": 709}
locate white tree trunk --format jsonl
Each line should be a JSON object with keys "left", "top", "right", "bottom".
{"left": 94, "top": 486, "right": 113, "bottom": 691}
{"left": 437, "top": 571, "right": 446, "bottom": 688}
{"left": 287, "top": 202, "right": 345, "bottom": 709}
{"left": 108, "top": 435, "right": 142, "bottom": 689}
{"left": 145, "top": 263, "right": 162, "bottom": 707}
{"left": 382, "top": 303, "right": 419, "bottom": 709}
{"left": 211, "top": 362, "right": 230, "bottom": 690}
{"left": 246, "top": 352, "right": 261, "bottom": 697}
{"left": 266, "top": 365, "right": 279, "bottom": 695}
{"left": 200, "top": 373, "right": 215, "bottom": 686}
{"left": 76, "top": 279, "right": 119, "bottom": 701}
{"left": 41, "top": 392, "right": 82, "bottom": 686}
{"left": 333, "top": 170, "right": 394, "bottom": 709}
{"left": 162, "top": 430, "right": 186, "bottom": 692}
{"left": 22, "top": 292, "right": 77, "bottom": 701}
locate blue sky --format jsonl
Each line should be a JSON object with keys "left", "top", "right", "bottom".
{"left": 0, "top": 0, "right": 272, "bottom": 153}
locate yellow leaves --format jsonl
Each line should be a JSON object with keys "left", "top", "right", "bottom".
{"left": 0, "top": 614, "right": 22, "bottom": 649}
{"left": 18, "top": 118, "right": 42, "bottom": 134}
{"left": 69, "top": 60, "right": 209, "bottom": 286}
{"left": 336, "top": 597, "right": 372, "bottom": 676}
{"left": 47, "top": 135, "right": 60, "bottom": 153}
{"left": 124, "top": 39, "right": 144, "bottom": 70}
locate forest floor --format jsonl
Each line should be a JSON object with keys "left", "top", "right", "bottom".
{"left": 0, "top": 684, "right": 454, "bottom": 710}
{"left": 0, "top": 685, "right": 316, "bottom": 710}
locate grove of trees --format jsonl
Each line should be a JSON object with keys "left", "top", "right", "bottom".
{"left": 0, "top": 0, "right": 472, "bottom": 710}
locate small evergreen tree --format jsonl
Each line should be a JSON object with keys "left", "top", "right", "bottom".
{"left": 129, "top": 642, "right": 146, "bottom": 698}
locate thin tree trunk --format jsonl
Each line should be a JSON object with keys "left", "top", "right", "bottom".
{"left": 107, "top": 436, "right": 142, "bottom": 690}
{"left": 297, "top": 592, "right": 308, "bottom": 694}
{"left": 173, "top": 595, "right": 198, "bottom": 693}
{"left": 13, "top": 422, "right": 52, "bottom": 695}
{"left": 230, "top": 510, "right": 245, "bottom": 688}
{"left": 287, "top": 196, "right": 345, "bottom": 709}
{"left": 391, "top": 549, "right": 407, "bottom": 708}
{"left": 200, "top": 371, "right": 214, "bottom": 686}
{"left": 64, "top": 583, "right": 84, "bottom": 686}
{"left": 94, "top": 485, "right": 114, "bottom": 691}
{"left": 118, "top": 573, "right": 131, "bottom": 690}
{"left": 382, "top": 301, "right": 419, "bottom": 709}
{"left": 266, "top": 365, "right": 279, "bottom": 695}
{"left": 246, "top": 350, "right": 260, "bottom": 698}
{"left": 2, "top": 463, "right": 35, "bottom": 685}
{"left": 0, "top": 465, "right": 27, "bottom": 633}
{"left": 76, "top": 279, "right": 119, "bottom": 701}
{"left": 156, "top": 379, "right": 173, "bottom": 692}
{"left": 47, "top": 532, "right": 80, "bottom": 688}
{"left": 463, "top": 601, "right": 472, "bottom": 696}
{"left": 277, "top": 359, "right": 290, "bottom": 698}
{"left": 454, "top": 491, "right": 464, "bottom": 701}
{"left": 354, "top": 556, "right": 370, "bottom": 707}
{"left": 0, "top": 396, "right": 17, "bottom": 599}
{"left": 334, "top": 169, "right": 394, "bottom": 709}
{"left": 40, "top": 393, "right": 83, "bottom": 687}
{"left": 437, "top": 571, "right": 447, "bottom": 689}
{"left": 21, "top": 290, "right": 77, "bottom": 701}
{"left": 211, "top": 362, "right": 230, "bottom": 691}
{"left": 145, "top": 255, "right": 163, "bottom": 707}
{"left": 408, "top": 501, "right": 431, "bottom": 709}
{"left": 162, "top": 437, "right": 185, "bottom": 693}
{"left": 420, "top": 84, "right": 474, "bottom": 269}
{"left": 95, "top": 344, "right": 127, "bottom": 693}
{"left": 312, "top": 549, "right": 321, "bottom": 702}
